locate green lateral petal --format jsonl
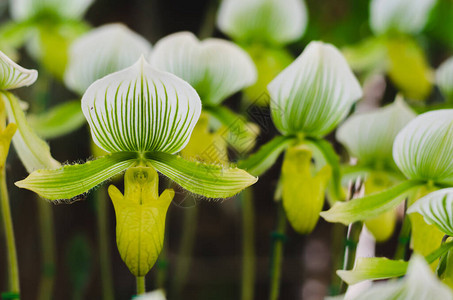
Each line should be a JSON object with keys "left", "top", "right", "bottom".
{"left": 1, "top": 92, "right": 60, "bottom": 172}
{"left": 81, "top": 56, "right": 201, "bottom": 154}
{"left": 0, "top": 50, "right": 37, "bottom": 90}
{"left": 28, "top": 100, "right": 85, "bottom": 139}
{"left": 268, "top": 41, "right": 362, "bottom": 138}
{"left": 369, "top": 0, "right": 437, "bottom": 35}
{"left": 238, "top": 135, "right": 296, "bottom": 176}
{"left": 204, "top": 105, "right": 259, "bottom": 153}
{"left": 320, "top": 180, "right": 423, "bottom": 225}
{"left": 336, "top": 97, "right": 416, "bottom": 169}
{"left": 408, "top": 188, "right": 453, "bottom": 236}
{"left": 9, "top": 0, "right": 94, "bottom": 21}
{"left": 145, "top": 152, "right": 257, "bottom": 198}
{"left": 150, "top": 32, "right": 256, "bottom": 105}
{"left": 0, "top": 123, "right": 17, "bottom": 169}
{"left": 64, "top": 23, "right": 152, "bottom": 95}
{"left": 15, "top": 152, "right": 138, "bottom": 201}
{"left": 436, "top": 57, "right": 453, "bottom": 101}
{"left": 393, "top": 110, "right": 453, "bottom": 185}
{"left": 217, "top": 0, "right": 308, "bottom": 45}
{"left": 338, "top": 257, "right": 408, "bottom": 285}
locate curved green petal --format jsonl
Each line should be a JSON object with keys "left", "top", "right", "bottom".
{"left": 81, "top": 56, "right": 202, "bottom": 154}
{"left": 150, "top": 31, "right": 256, "bottom": 105}
{"left": 393, "top": 110, "right": 453, "bottom": 185}
{"left": 9, "top": 0, "right": 94, "bottom": 21}
{"left": 0, "top": 50, "right": 37, "bottom": 90}
{"left": 64, "top": 23, "right": 152, "bottom": 95}
{"left": 436, "top": 56, "right": 453, "bottom": 101}
{"left": 408, "top": 188, "right": 453, "bottom": 236}
{"left": 369, "top": 0, "right": 437, "bottom": 35}
{"left": 145, "top": 151, "right": 257, "bottom": 198}
{"left": 268, "top": 41, "right": 362, "bottom": 138}
{"left": 337, "top": 97, "right": 416, "bottom": 169}
{"left": 15, "top": 152, "right": 139, "bottom": 201}
{"left": 217, "top": 0, "right": 308, "bottom": 45}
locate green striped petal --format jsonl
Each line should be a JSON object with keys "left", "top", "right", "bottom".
{"left": 217, "top": 0, "right": 308, "bottom": 45}
{"left": 0, "top": 50, "right": 37, "bottom": 90}
{"left": 408, "top": 188, "right": 453, "bottom": 236}
{"left": 145, "top": 151, "right": 257, "bottom": 198}
{"left": 15, "top": 152, "right": 139, "bottom": 201}
{"left": 81, "top": 56, "right": 202, "bottom": 154}
{"left": 393, "top": 110, "right": 453, "bottom": 185}
{"left": 64, "top": 23, "right": 152, "bottom": 95}
{"left": 337, "top": 97, "right": 416, "bottom": 170}
{"left": 268, "top": 41, "right": 362, "bottom": 138}
{"left": 9, "top": 0, "right": 94, "bottom": 21}
{"left": 436, "top": 57, "right": 453, "bottom": 101}
{"left": 150, "top": 31, "right": 256, "bottom": 105}
{"left": 369, "top": 0, "right": 437, "bottom": 35}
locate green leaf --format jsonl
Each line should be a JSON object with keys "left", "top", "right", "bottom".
{"left": 109, "top": 167, "right": 174, "bottom": 277}
{"left": 436, "top": 56, "right": 453, "bottom": 102}
{"left": 320, "top": 180, "right": 424, "bottom": 225}
{"left": 81, "top": 56, "right": 201, "bottom": 154}
{"left": 1, "top": 92, "right": 60, "bottom": 172}
{"left": 28, "top": 100, "right": 85, "bottom": 139}
{"left": 0, "top": 21, "right": 34, "bottom": 55}
{"left": 238, "top": 135, "right": 296, "bottom": 176}
{"left": 150, "top": 31, "right": 256, "bottom": 105}
{"left": 268, "top": 41, "right": 362, "bottom": 138}
{"left": 15, "top": 152, "right": 139, "bottom": 201}
{"left": 0, "top": 50, "right": 37, "bottom": 90}
{"left": 145, "top": 151, "right": 257, "bottom": 198}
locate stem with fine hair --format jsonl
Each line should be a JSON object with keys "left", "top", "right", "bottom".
{"left": 240, "top": 188, "right": 255, "bottom": 300}
{"left": 136, "top": 276, "right": 146, "bottom": 295}
{"left": 269, "top": 202, "right": 286, "bottom": 300}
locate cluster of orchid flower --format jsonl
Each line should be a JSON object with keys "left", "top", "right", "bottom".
{"left": 0, "top": 0, "right": 453, "bottom": 299}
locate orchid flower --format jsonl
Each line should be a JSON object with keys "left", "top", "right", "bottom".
{"left": 436, "top": 56, "right": 453, "bottom": 102}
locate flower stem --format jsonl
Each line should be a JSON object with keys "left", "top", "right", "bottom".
{"left": 394, "top": 199, "right": 411, "bottom": 261}
{"left": 0, "top": 168, "right": 20, "bottom": 295}
{"left": 240, "top": 188, "right": 255, "bottom": 300}
{"left": 269, "top": 202, "right": 286, "bottom": 300}
{"left": 136, "top": 276, "right": 146, "bottom": 295}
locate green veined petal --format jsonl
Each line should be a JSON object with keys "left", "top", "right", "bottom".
{"left": 150, "top": 31, "right": 256, "bottom": 105}
{"left": 336, "top": 97, "right": 416, "bottom": 169}
{"left": 28, "top": 100, "right": 86, "bottom": 139}
{"left": 436, "top": 56, "right": 453, "bottom": 101}
{"left": 217, "top": 0, "right": 308, "bottom": 45}
{"left": 238, "top": 135, "right": 297, "bottom": 176}
{"left": 0, "top": 50, "right": 37, "bottom": 90}
{"left": 15, "top": 152, "right": 139, "bottom": 201}
{"left": 393, "top": 110, "right": 453, "bottom": 185}
{"left": 64, "top": 23, "right": 152, "bottom": 95}
{"left": 1, "top": 91, "right": 60, "bottom": 172}
{"left": 81, "top": 56, "right": 202, "bottom": 154}
{"left": 268, "top": 41, "right": 362, "bottom": 138}
{"left": 9, "top": 0, "right": 94, "bottom": 21}
{"left": 408, "top": 188, "right": 453, "bottom": 236}
{"left": 145, "top": 151, "right": 257, "bottom": 198}
{"left": 320, "top": 180, "right": 424, "bottom": 225}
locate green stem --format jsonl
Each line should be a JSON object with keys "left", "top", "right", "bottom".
{"left": 269, "top": 202, "right": 286, "bottom": 300}
{"left": 0, "top": 168, "right": 20, "bottom": 295}
{"left": 197, "top": 0, "right": 219, "bottom": 39}
{"left": 339, "top": 222, "right": 362, "bottom": 294}
{"left": 36, "top": 201, "right": 55, "bottom": 300}
{"left": 136, "top": 276, "right": 146, "bottom": 295}
{"left": 95, "top": 187, "right": 115, "bottom": 300}
{"left": 394, "top": 200, "right": 411, "bottom": 261}
{"left": 240, "top": 189, "right": 255, "bottom": 300}
{"left": 172, "top": 204, "right": 199, "bottom": 299}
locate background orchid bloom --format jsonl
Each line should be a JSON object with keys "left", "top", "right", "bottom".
{"left": 436, "top": 56, "right": 453, "bottom": 102}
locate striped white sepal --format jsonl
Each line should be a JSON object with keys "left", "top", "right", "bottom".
{"left": 436, "top": 56, "right": 453, "bottom": 101}
{"left": 9, "top": 0, "right": 94, "bottom": 21}
{"left": 65, "top": 23, "right": 152, "bottom": 95}
{"left": 268, "top": 41, "right": 362, "bottom": 138}
{"left": 150, "top": 31, "right": 256, "bottom": 105}
{"left": 81, "top": 56, "right": 202, "bottom": 154}
{"left": 0, "top": 50, "right": 37, "bottom": 90}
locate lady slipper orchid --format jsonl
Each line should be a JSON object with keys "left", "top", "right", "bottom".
{"left": 9, "top": 0, "right": 94, "bottom": 21}
{"left": 436, "top": 57, "right": 453, "bottom": 102}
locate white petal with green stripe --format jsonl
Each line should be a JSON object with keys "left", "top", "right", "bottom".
{"left": 369, "top": 0, "right": 437, "bottom": 35}
{"left": 0, "top": 50, "right": 37, "bottom": 90}
{"left": 393, "top": 110, "right": 453, "bottom": 185}
{"left": 436, "top": 57, "right": 453, "bottom": 101}
{"left": 336, "top": 97, "right": 416, "bottom": 169}
{"left": 408, "top": 188, "right": 453, "bottom": 236}
{"left": 217, "top": 0, "right": 308, "bottom": 45}
{"left": 150, "top": 31, "right": 256, "bottom": 105}
{"left": 81, "top": 56, "right": 202, "bottom": 154}
{"left": 9, "top": 0, "right": 94, "bottom": 21}
{"left": 65, "top": 23, "right": 152, "bottom": 95}
{"left": 268, "top": 41, "right": 362, "bottom": 138}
